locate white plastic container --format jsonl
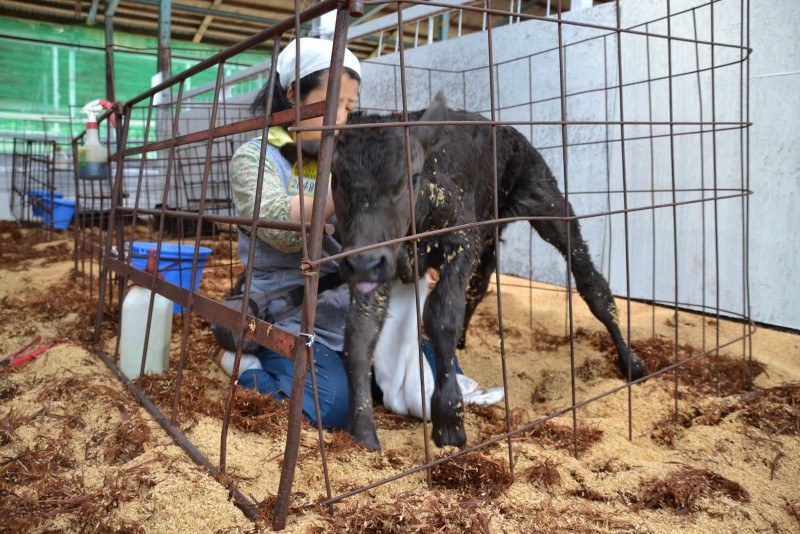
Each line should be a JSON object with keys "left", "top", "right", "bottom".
{"left": 119, "top": 249, "right": 173, "bottom": 379}
{"left": 53, "top": 146, "right": 72, "bottom": 171}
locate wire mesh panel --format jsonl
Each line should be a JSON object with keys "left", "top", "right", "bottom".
{"left": 84, "top": 3, "right": 350, "bottom": 526}
{"left": 9, "top": 138, "right": 60, "bottom": 233}
{"left": 81, "top": 0, "right": 752, "bottom": 529}
{"left": 160, "top": 103, "right": 251, "bottom": 238}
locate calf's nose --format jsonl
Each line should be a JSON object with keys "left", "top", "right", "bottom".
{"left": 341, "top": 251, "right": 388, "bottom": 281}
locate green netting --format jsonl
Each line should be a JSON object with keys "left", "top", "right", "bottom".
{"left": 0, "top": 17, "right": 269, "bottom": 152}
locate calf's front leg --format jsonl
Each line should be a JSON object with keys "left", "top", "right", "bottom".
{"left": 424, "top": 251, "right": 474, "bottom": 448}
{"left": 344, "top": 283, "right": 391, "bottom": 451}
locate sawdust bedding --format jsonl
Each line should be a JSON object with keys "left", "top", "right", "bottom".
{"left": 1, "top": 222, "right": 798, "bottom": 533}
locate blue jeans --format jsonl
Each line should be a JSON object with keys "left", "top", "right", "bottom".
{"left": 238, "top": 339, "right": 461, "bottom": 430}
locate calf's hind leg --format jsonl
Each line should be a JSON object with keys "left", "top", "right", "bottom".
{"left": 458, "top": 237, "right": 497, "bottom": 349}
{"left": 529, "top": 205, "right": 647, "bottom": 381}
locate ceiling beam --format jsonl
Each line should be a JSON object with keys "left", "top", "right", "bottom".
{"left": 86, "top": 0, "right": 101, "bottom": 25}
{"left": 177, "top": 0, "right": 298, "bottom": 20}
{"left": 192, "top": 0, "right": 225, "bottom": 43}
{"left": 0, "top": 0, "right": 564, "bottom": 59}
{"left": 349, "top": 3, "right": 392, "bottom": 27}
{"left": 347, "top": 0, "right": 479, "bottom": 41}
{"left": 106, "top": 0, "right": 122, "bottom": 18}
{"left": 124, "top": 0, "right": 284, "bottom": 26}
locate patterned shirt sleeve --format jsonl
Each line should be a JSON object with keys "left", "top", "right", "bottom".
{"left": 229, "top": 141, "right": 302, "bottom": 253}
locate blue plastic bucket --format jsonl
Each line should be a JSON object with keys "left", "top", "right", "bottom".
{"left": 43, "top": 198, "right": 76, "bottom": 229}
{"left": 128, "top": 242, "right": 213, "bottom": 313}
{"left": 27, "top": 190, "right": 64, "bottom": 217}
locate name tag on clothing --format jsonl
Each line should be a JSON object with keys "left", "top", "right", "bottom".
{"left": 288, "top": 160, "right": 328, "bottom": 197}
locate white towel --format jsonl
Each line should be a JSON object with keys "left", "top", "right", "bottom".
{"left": 373, "top": 277, "right": 504, "bottom": 420}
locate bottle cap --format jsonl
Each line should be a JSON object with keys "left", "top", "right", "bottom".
{"left": 145, "top": 248, "right": 164, "bottom": 280}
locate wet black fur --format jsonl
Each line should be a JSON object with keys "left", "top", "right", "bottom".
{"left": 331, "top": 92, "right": 646, "bottom": 451}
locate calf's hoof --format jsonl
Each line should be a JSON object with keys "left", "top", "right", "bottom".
{"left": 350, "top": 424, "right": 381, "bottom": 451}
{"left": 431, "top": 394, "right": 467, "bottom": 447}
{"left": 352, "top": 430, "right": 381, "bottom": 452}
{"left": 433, "top": 421, "right": 467, "bottom": 448}
{"left": 618, "top": 349, "right": 647, "bottom": 382}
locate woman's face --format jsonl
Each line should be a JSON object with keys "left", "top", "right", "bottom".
{"left": 288, "top": 70, "right": 360, "bottom": 141}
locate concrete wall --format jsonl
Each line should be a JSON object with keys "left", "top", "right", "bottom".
{"left": 357, "top": 0, "right": 799, "bottom": 330}
{"left": 2, "top": 0, "right": 794, "bottom": 329}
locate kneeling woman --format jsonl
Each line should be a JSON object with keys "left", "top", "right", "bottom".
{"left": 223, "top": 38, "right": 501, "bottom": 430}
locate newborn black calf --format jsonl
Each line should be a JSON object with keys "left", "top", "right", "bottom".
{"left": 330, "top": 92, "right": 646, "bottom": 451}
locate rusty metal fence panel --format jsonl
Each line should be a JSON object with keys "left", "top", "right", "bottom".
{"left": 74, "top": 0, "right": 751, "bottom": 529}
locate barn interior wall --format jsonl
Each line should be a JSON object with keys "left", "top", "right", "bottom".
{"left": 356, "top": 0, "right": 800, "bottom": 331}
{"left": 4, "top": 1, "right": 794, "bottom": 330}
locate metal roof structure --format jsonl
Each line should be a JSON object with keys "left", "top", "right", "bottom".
{"left": 1, "top": 1, "right": 614, "bottom": 58}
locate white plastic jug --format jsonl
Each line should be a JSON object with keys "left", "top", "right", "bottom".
{"left": 119, "top": 248, "right": 173, "bottom": 379}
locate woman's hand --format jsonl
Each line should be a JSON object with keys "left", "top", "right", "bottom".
{"left": 288, "top": 186, "right": 336, "bottom": 236}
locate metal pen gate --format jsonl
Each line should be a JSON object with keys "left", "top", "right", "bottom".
{"left": 76, "top": 0, "right": 751, "bottom": 529}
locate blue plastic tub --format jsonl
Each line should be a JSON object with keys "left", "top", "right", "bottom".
{"left": 43, "top": 198, "right": 76, "bottom": 229}
{"left": 128, "top": 242, "right": 213, "bottom": 313}
{"left": 27, "top": 190, "right": 64, "bottom": 217}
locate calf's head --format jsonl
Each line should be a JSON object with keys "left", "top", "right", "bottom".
{"left": 331, "top": 92, "right": 447, "bottom": 294}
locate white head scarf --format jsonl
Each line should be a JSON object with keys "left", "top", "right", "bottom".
{"left": 277, "top": 38, "right": 361, "bottom": 91}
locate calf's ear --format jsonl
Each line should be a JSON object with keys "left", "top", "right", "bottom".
{"left": 278, "top": 139, "right": 321, "bottom": 164}
{"left": 279, "top": 143, "right": 298, "bottom": 165}
{"left": 413, "top": 90, "right": 447, "bottom": 151}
